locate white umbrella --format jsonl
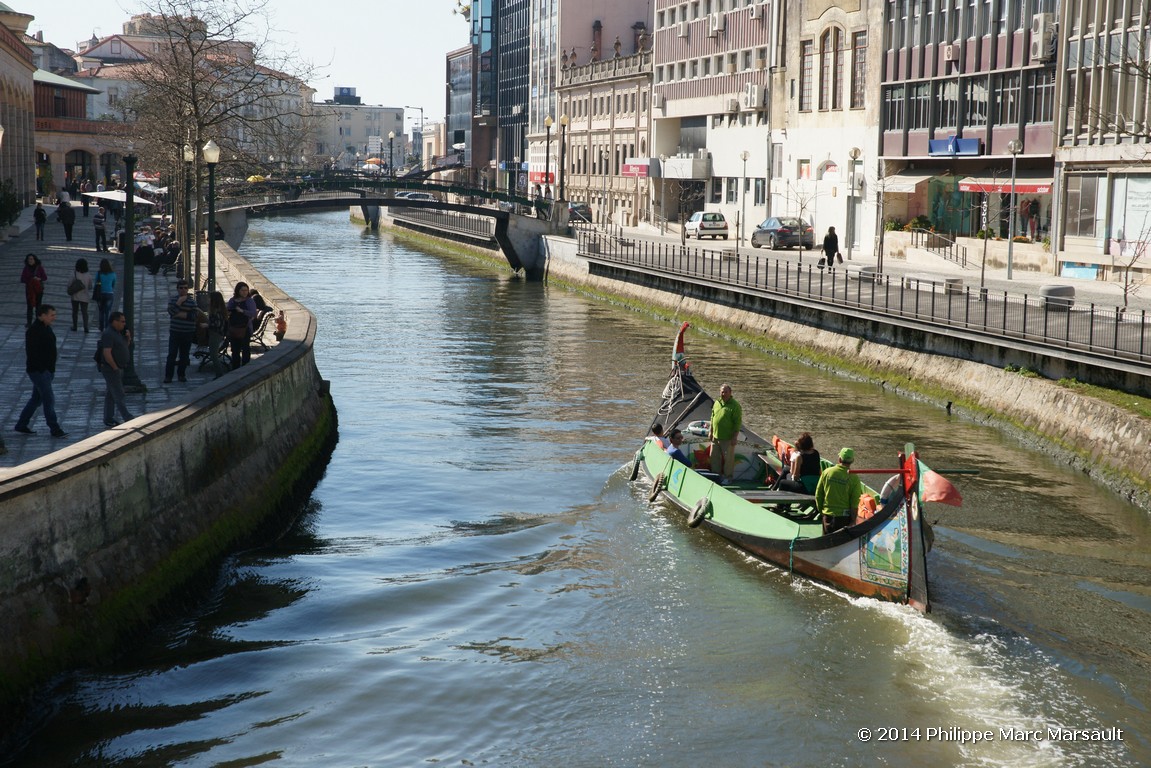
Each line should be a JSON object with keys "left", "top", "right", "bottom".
{"left": 83, "top": 190, "right": 156, "bottom": 205}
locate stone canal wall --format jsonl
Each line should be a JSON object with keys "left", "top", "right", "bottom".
{"left": 0, "top": 244, "right": 336, "bottom": 718}
{"left": 535, "top": 237, "right": 1151, "bottom": 511}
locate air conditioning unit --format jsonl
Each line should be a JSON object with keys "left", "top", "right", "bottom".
{"left": 652, "top": 93, "right": 666, "bottom": 109}
{"left": 709, "top": 13, "right": 725, "bottom": 35}
{"left": 726, "top": 98, "right": 740, "bottom": 113}
{"left": 697, "top": 148, "right": 710, "bottom": 160}
{"left": 943, "top": 43, "right": 959, "bottom": 62}
{"left": 1030, "top": 13, "right": 1055, "bottom": 62}
{"left": 677, "top": 21, "right": 689, "bottom": 38}
{"left": 749, "top": 3, "right": 762, "bottom": 20}
{"left": 741, "top": 82, "right": 762, "bottom": 110}
{"left": 511, "top": 105, "right": 522, "bottom": 115}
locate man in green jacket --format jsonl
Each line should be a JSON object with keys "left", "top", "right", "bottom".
{"left": 709, "top": 383, "right": 742, "bottom": 484}
{"left": 815, "top": 447, "right": 863, "bottom": 535}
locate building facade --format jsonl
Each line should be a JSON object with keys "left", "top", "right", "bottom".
{"left": 0, "top": 5, "right": 35, "bottom": 204}
{"left": 311, "top": 95, "right": 404, "bottom": 170}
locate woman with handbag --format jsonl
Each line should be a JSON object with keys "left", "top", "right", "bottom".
{"left": 225, "top": 282, "right": 258, "bottom": 369}
{"left": 94, "top": 258, "right": 117, "bottom": 331}
{"left": 20, "top": 253, "right": 47, "bottom": 328}
{"left": 68, "top": 258, "right": 93, "bottom": 332}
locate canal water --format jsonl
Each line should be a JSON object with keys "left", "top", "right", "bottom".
{"left": 7, "top": 210, "right": 1149, "bottom": 767}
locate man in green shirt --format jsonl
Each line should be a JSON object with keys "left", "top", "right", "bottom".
{"left": 815, "top": 447, "right": 863, "bottom": 535}
{"left": 709, "top": 383, "right": 742, "bottom": 484}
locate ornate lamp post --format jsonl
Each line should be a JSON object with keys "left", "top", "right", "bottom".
{"left": 1006, "top": 138, "right": 1023, "bottom": 280}
{"left": 182, "top": 143, "right": 194, "bottom": 280}
{"left": 544, "top": 115, "right": 553, "bottom": 198}
{"left": 558, "top": 114, "right": 569, "bottom": 200}
{"left": 122, "top": 147, "right": 144, "bottom": 390}
{"left": 203, "top": 139, "right": 220, "bottom": 293}
{"left": 847, "top": 146, "right": 861, "bottom": 261}
{"left": 388, "top": 131, "right": 395, "bottom": 178}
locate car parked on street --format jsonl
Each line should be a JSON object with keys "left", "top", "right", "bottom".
{"left": 568, "top": 201, "right": 593, "bottom": 222}
{"left": 684, "top": 211, "right": 729, "bottom": 239}
{"left": 751, "top": 217, "right": 815, "bottom": 250}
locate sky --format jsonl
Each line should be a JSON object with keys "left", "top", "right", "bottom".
{"left": 24, "top": 0, "right": 468, "bottom": 127}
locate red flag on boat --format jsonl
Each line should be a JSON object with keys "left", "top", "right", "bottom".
{"left": 918, "top": 461, "right": 963, "bottom": 506}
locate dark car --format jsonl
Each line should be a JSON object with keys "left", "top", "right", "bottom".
{"left": 568, "top": 202, "right": 593, "bottom": 222}
{"left": 751, "top": 217, "right": 815, "bottom": 250}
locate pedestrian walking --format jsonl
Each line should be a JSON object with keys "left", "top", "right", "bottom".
{"left": 14, "top": 304, "right": 67, "bottom": 438}
{"left": 163, "top": 278, "right": 199, "bottom": 383}
{"left": 94, "top": 258, "right": 116, "bottom": 331}
{"left": 68, "top": 258, "right": 93, "bottom": 333}
{"left": 93, "top": 206, "right": 109, "bottom": 252}
{"left": 81, "top": 180, "right": 92, "bottom": 216}
{"left": 56, "top": 199, "right": 76, "bottom": 241}
{"left": 821, "top": 226, "right": 841, "bottom": 270}
{"left": 21, "top": 253, "right": 47, "bottom": 328}
{"left": 33, "top": 202, "right": 47, "bottom": 240}
{"left": 98, "top": 312, "right": 135, "bottom": 427}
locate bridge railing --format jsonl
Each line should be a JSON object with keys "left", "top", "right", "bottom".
{"left": 575, "top": 231, "right": 1151, "bottom": 366}
{"left": 389, "top": 208, "right": 496, "bottom": 239}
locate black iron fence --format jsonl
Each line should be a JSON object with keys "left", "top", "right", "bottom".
{"left": 576, "top": 232, "right": 1150, "bottom": 366}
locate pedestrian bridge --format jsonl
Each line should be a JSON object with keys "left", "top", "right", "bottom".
{"left": 211, "top": 178, "right": 565, "bottom": 276}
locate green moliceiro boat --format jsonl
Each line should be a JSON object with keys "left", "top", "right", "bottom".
{"left": 631, "top": 322, "right": 956, "bottom": 612}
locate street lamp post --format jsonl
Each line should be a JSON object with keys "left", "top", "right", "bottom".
{"left": 544, "top": 115, "right": 553, "bottom": 199}
{"left": 388, "top": 131, "right": 395, "bottom": 178}
{"left": 558, "top": 114, "right": 569, "bottom": 200}
{"left": 847, "top": 146, "right": 861, "bottom": 261}
{"left": 182, "top": 143, "right": 194, "bottom": 281}
{"left": 1006, "top": 138, "right": 1023, "bottom": 280}
{"left": 739, "top": 149, "right": 750, "bottom": 254}
{"left": 203, "top": 139, "right": 220, "bottom": 293}
{"left": 405, "top": 106, "right": 425, "bottom": 169}
{"left": 659, "top": 153, "right": 668, "bottom": 235}
{"left": 122, "top": 148, "right": 143, "bottom": 390}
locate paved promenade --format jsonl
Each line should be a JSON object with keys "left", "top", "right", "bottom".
{"left": 0, "top": 203, "right": 247, "bottom": 467}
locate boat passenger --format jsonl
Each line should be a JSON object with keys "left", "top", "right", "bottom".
{"left": 647, "top": 423, "right": 671, "bottom": 450}
{"left": 665, "top": 429, "right": 689, "bottom": 465}
{"left": 815, "top": 447, "right": 863, "bottom": 535}
{"left": 777, "top": 432, "right": 821, "bottom": 494}
{"left": 708, "top": 383, "right": 742, "bottom": 484}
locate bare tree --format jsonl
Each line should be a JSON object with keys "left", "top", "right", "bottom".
{"left": 122, "top": 0, "right": 316, "bottom": 286}
{"left": 1110, "top": 214, "right": 1151, "bottom": 312}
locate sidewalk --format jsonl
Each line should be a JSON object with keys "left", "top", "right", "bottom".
{"left": 0, "top": 203, "right": 242, "bottom": 466}
{"left": 622, "top": 222, "right": 1151, "bottom": 312}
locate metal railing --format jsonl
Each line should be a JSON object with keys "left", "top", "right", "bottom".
{"left": 909, "top": 228, "right": 969, "bottom": 268}
{"left": 576, "top": 231, "right": 1151, "bottom": 366}
{"left": 390, "top": 208, "right": 496, "bottom": 240}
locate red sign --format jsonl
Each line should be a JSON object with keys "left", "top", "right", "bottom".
{"left": 528, "top": 171, "right": 555, "bottom": 183}
{"left": 621, "top": 162, "right": 650, "bottom": 178}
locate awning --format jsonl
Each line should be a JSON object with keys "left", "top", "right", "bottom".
{"left": 958, "top": 173, "right": 1053, "bottom": 194}
{"left": 883, "top": 172, "right": 935, "bottom": 193}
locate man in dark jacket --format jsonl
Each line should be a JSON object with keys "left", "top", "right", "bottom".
{"left": 57, "top": 200, "right": 76, "bottom": 241}
{"left": 14, "top": 304, "right": 67, "bottom": 437}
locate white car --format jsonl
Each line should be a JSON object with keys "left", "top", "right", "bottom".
{"left": 403, "top": 192, "right": 437, "bottom": 202}
{"left": 684, "top": 211, "right": 729, "bottom": 240}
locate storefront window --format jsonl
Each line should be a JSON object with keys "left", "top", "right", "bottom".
{"left": 1064, "top": 175, "right": 1098, "bottom": 239}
